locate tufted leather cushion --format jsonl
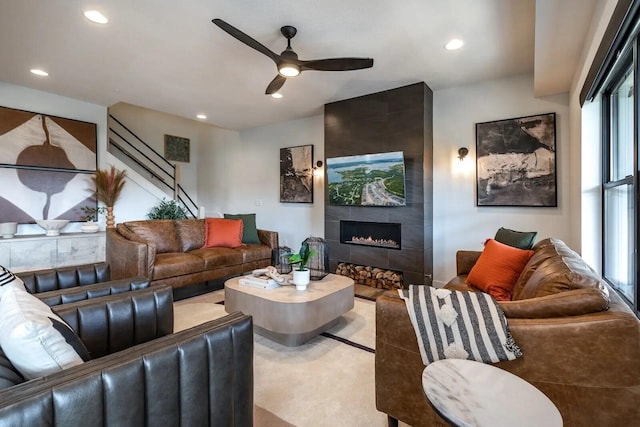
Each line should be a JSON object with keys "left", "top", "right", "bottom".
{"left": 174, "top": 219, "right": 206, "bottom": 252}
{"left": 54, "top": 286, "right": 174, "bottom": 359}
{"left": 124, "top": 220, "right": 181, "bottom": 254}
{"left": 36, "top": 278, "right": 150, "bottom": 306}
{"left": 17, "top": 263, "right": 111, "bottom": 294}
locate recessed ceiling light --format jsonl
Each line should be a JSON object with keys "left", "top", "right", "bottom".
{"left": 196, "top": 114, "right": 207, "bottom": 119}
{"left": 84, "top": 10, "right": 108, "bottom": 24}
{"left": 271, "top": 92, "right": 283, "bottom": 99}
{"left": 445, "top": 39, "right": 464, "bottom": 50}
{"left": 30, "top": 69, "right": 48, "bottom": 77}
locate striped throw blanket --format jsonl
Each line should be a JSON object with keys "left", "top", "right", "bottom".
{"left": 399, "top": 285, "right": 522, "bottom": 365}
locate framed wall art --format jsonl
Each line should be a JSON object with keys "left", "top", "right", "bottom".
{"left": 164, "top": 134, "right": 190, "bottom": 162}
{"left": 280, "top": 144, "right": 313, "bottom": 203}
{"left": 476, "top": 112, "right": 557, "bottom": 207}
{"left": 0, "top": 106, "right": 97, "bottom": 223}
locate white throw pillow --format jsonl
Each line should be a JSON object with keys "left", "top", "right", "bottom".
{"left": 0, "top": 287, "right": 85, "bottom": 379}
{"left": 0, "top": 265, "right": 26, "bottom": 298}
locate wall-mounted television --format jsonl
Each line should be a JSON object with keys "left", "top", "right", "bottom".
{"left": 326, "top": 151, "right": 406, "bottom": 206}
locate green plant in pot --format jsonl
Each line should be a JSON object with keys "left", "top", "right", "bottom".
{"left": 287, "top": 242, "right": 317, "bottom": 290}
{"left": 80, "top": 206, "right": 106, "bottom": 233}
{"left": 147, "top": 198, "right": 187, "bottom": 220}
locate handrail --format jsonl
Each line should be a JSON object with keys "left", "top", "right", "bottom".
{"left": 109, "top": 129, "right": 174, "bottom": 183}
{"left": 109, "top": 114, "right": 174, "bottom": 170}
{"left": 107, "top": 114, "right": 199, "bottom": 218}
{"left": 109, "top": 140, "right": 174, "bottom": 192}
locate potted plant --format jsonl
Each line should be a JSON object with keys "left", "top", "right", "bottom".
{"left": 287, "top": 242, "right": 317, "bottom": 290}
{"left": 80, "top": 206, "right": 106, "bottom": 233}
{"left": 92, "top": 165, "right": 127, "bottom": 228}
{"left": 147, "top": 198, "right": 187, "bottom": 220}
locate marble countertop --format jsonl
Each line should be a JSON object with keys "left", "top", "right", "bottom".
{"left": 422, "top": 359, "right": 562, "bottom": 427}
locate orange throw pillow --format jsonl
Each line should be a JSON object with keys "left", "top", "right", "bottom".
{"left": 203, "top": 218, "right": 244, "bottom": 248}
{"left": 467, "top": 239, "right": 534, "bottom": 301}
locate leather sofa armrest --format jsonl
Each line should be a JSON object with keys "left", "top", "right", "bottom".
{"left": 257, "top": 229, "right": 279, "bottom": 250}
{"left": 0, "top": 313, "right": 253, "bottom": 427}
{"left": 456, "top": 250, "right": 481, "bottom": 276}
{"left": 106, "top": 228, "right": 154, "bottom": 279}
{"left": 36, "top": 277, "right": 150, "bottom": 306}
{"left": 375, "top": 291, "right": 442, "bottom": 426}
{"left": 53, "top": 285, "right": 174, "bottom": 358}
{"left": 16, "top": 262, "right": 111, "bottom": 293}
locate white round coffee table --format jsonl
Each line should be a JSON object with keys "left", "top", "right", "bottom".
{"left": 422, "top": 359, "right": 562, "bottom": 427}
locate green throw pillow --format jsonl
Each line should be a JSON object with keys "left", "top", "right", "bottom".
{"left": 494, "top": 227, "right": 537, "bottom": 250}
{"left": 223, "top": 213, "right": 260, "bottom": 244}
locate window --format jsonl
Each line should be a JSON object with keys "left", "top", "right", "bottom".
{"left": 602, "top": 51, "right": 637, "bottom": 314}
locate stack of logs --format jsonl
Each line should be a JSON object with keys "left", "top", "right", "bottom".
{"left": 336, "top": 263, "right": 403, "bottom": 290}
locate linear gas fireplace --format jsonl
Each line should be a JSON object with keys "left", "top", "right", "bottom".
{"left": 340, "top": 220, "right": 401, "bottom": 250}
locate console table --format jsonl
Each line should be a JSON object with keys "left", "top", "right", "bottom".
{"left": 0, "top": 232, "right": 106, "bottom": 272}
{"left": 422, "top": 359, "right": 562, "bottom": 427}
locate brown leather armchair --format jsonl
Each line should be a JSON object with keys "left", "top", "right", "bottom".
{"left": 375, "top": 239, "right": 640, "bottom": 427}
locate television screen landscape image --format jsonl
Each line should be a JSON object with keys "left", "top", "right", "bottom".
{"left": 326, "top": 151, "right": 406, "bottom": 206}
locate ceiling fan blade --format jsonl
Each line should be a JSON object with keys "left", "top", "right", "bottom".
{"left": 265, "top": 75, "right": 286, "bottom": 95}
{"left": 301, "top": 57, "right": 374, "bottom": 72}
{"left": 212, "top": 18, "right": 280, "bottom": 63}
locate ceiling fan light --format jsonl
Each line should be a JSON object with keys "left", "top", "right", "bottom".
{"left": 271, "top": 92, "right": 283, "bottom": 99}
{"left": 278, "top": 64, "right": 300, "bottom": 77}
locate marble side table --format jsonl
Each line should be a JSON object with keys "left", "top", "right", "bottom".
{"left": 422, "top": 359, "right": 562, "bottom": 427}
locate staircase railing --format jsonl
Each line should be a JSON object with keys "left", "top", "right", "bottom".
{"left": 107, "top": 114, "right": 198, "bottom": 218}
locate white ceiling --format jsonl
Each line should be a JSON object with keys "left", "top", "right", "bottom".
{"left": 0, "top": 0, "right": 597, "bottom": 130}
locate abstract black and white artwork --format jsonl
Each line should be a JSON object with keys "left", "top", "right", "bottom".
{"left": 280, "top": 145, "right": 313, "bottom": 203}
{"left": 476, "top": 113, "right": 556, "bottom": 207}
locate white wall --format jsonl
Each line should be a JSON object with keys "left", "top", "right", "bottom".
{"left": 432, "top": 74, "right": 571, "bottom": 286}
{"left": 198, "top": 114, "right": 325, "bottom": 249}
{"left": 568, "top": 0, "right": 618, "bottom": 271}
{"left": 109, "top": 102, "right": 210, "bottom": 206}
{"left": 0, "top": 82, "right": 108, "bottom": 234}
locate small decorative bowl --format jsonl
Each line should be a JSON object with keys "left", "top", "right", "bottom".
{"left": 36, "top": 219, "right": 70, "bottom": 236}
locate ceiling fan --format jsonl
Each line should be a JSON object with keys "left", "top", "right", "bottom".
{"left": 212, "top": 19, "right": 374, "bottom": 95}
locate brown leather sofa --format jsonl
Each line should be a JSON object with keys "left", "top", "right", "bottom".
{"left": 107, "top": 219, "right": 279, "bottom": 289}
{"left": 0, "top": 285, "right": 254, "bottom": 426}
{"left": 376, "top": 238, "right": 640, "bottom": 427}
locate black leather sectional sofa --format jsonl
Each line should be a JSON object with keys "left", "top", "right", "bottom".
{"left": 0, "top": 264, "right": 254, "bottom": 426}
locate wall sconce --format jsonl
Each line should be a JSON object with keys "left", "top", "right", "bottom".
{"left": 313, "top": 160, "right": 324, "bottom": 177}
{"left": 457, "top": 147, "right": 469, "bottom": 161}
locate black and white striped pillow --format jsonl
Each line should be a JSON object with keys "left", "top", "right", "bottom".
{"left": 0, "top": 265, "right": 26, "bottom": 298}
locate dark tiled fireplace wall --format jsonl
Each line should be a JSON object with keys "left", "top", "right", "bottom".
{"left": 324, "top": 82, "right": 433, "bottom": 286}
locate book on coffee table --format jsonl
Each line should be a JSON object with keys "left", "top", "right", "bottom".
{"left": 239, "top": 275, "right": 280, "bottom": 289}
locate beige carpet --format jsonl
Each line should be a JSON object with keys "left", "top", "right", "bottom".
{"left": 174, "top": 290, "right": 408, "bottom": 427}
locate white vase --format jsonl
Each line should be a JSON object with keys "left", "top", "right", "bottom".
{"left": 81, "top": 221, "right": 100, "bottom": 233}
{"left": 292, "top": 268, "right": 311, "bottom": 290}
{"left": 0, "top": 222, "right": 17, "bottom": 239}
